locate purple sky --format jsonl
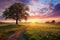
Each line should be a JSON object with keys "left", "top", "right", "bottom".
{"left": 0, "top": 0, "right": 60, "bottom": 20}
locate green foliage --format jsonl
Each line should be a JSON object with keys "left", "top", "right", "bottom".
{"left": 3, "top": 30, "right": 15, "bottom": 35}
{"left": 3, "top": 3, "right": 29, "bottom": 20}
{"left": 0, "top": 25, "right": 17, "bottom": 29}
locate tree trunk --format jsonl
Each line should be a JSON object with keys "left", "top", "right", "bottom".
{"left": 16, "top": 19, "right": 18, "bottom": 25}
{"left": 16, "top": 13, "right": 18, "bottom": 25}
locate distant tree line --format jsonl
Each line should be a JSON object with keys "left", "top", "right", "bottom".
{"left": 45, "top": 20, "right": 60, "bottom": 24}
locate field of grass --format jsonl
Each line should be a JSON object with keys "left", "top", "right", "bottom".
{"left": 0, "top": 22, "right": 60, "bottom": 40}
{"left": 0, "top": 22, "right": 25, "bottom": 40}
{"left": 23, "top": 23, "right": 60, "bottom": 40}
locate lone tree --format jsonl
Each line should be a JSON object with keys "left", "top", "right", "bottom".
{"left": 3, "top": 3, "right": 29, "bottom": 25}
{"left": 51, "top": 20, "right": 55, "bottom": 23}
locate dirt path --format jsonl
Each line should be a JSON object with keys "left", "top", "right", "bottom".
{"left": 7, "top": 26, "right": 27, "bottom": 40}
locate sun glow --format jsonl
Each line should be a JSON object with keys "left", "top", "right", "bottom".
{"left": 27, "top": 19, "right": 40, "bottom": 23}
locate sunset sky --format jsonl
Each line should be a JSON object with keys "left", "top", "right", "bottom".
{"left": 0, "top": 0, "right": 60, "bottom": 23}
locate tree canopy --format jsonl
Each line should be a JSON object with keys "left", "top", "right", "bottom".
{"left": 3, "top": 2, "right": 29, "bottom": 24}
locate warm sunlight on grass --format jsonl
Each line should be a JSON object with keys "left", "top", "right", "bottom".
{"left": 0, "top": 22, "right": 60, "bottom": 40}
{"left": 23, "top": 23, "right": 60, "bottom": 40}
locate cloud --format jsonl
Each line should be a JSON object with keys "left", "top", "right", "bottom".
{"left": 28, "top": 0, "right": 60, "bottom": 18}
{"left": 27, "top": 0, "right": 51, "bottom": 17}
{"left": 49, "top": 3, "right": 60, "bottom": 17}
{"left": 0, "top": 0, "right": 60, "bottom": 18}
{"left": 0, "top": 0, "right": 30, "bottom": 12}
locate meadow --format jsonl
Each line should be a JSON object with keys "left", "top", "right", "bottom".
{"left": 0, "top": 22, "right": 24, "bottom": 40}
{"left": 0, "top": 22, "right": 60, "bottom": 40}
{"left": 23, "top": 23, "right": 60, "bottom": 40}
